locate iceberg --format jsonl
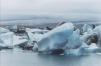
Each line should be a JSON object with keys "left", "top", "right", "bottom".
{"left": 37, "top": 23, "right": 75, "bottom": 54}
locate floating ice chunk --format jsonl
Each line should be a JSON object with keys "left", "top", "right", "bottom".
{"left": 37, "top": 23, "right": 74, "bottom": 53}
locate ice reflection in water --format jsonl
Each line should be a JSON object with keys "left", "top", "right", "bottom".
{"left": 0, "top": 50, "right": 101, "bottom": 66}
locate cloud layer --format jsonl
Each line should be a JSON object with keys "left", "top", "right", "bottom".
{"left": 1, "top": 0, "right": 101, "bottom": 15}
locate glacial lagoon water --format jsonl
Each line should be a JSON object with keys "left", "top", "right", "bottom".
{"left": 0, "top": 50, "right": 101, "bottom": 66}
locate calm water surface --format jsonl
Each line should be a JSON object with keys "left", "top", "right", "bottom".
{"left": 0, "top": 50, "right": 101, "bottom": 66}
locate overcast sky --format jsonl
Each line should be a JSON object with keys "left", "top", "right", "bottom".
{"left": 1, "top": 0, "right": 101, "bottom": 15}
